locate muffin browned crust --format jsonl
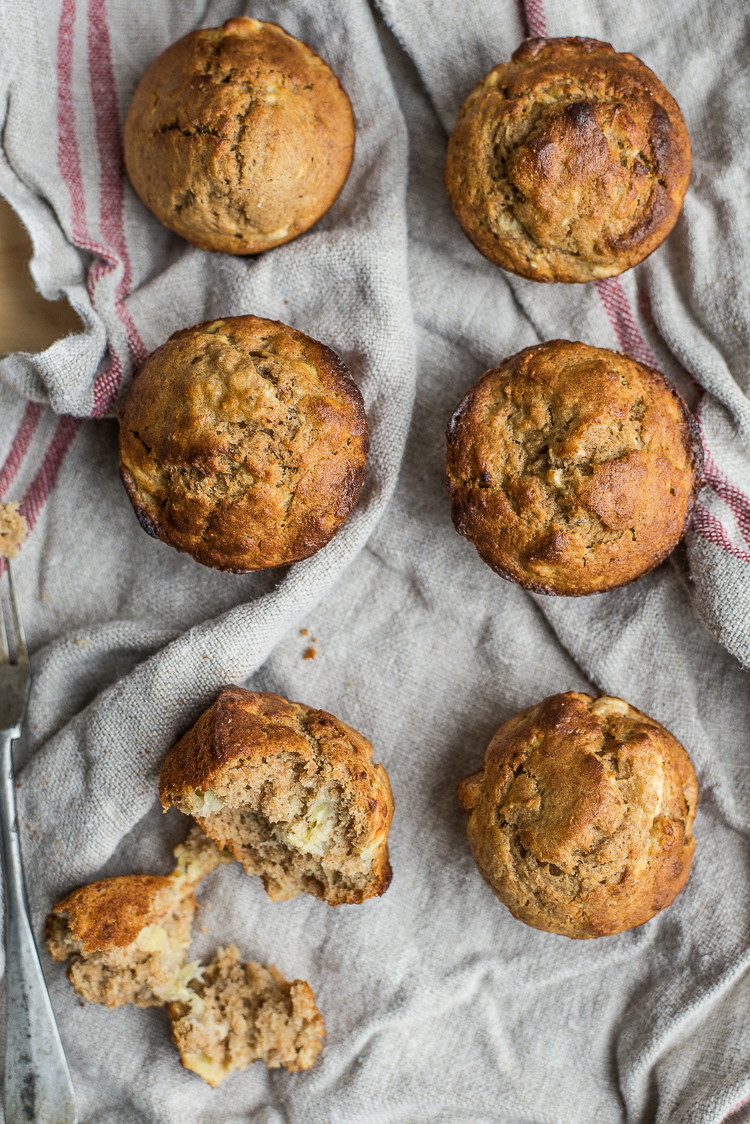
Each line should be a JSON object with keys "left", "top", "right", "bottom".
{"left": 124, "top": 17, "right": 355, "bottom": 254}
{"left": 444, "top": 37, "right": 691, "bottom": 282}
{"left": 118, "top": 316, "right": 369, "bottom": 572}
{"left": 160, "top": 686, "right": 394, "bottom": 905}
{"left": 45, "top": 827, "right": 229, "bottom": 1008}
{"left": 446, "top": 340, "right": 702, "bottom": 595}
{"left": 169, "top": 945, "right": 324, "bottom": 1086}
{"left": 457, "top": 693, "right": 698, "bottom": 939}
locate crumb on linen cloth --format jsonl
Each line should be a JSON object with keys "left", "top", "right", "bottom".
{"left": 0, "top": 502, "right": 27, "bottom": 559}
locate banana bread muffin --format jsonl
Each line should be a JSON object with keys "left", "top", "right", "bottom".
{"left": 445, "top": 340, "right": 702, "bottom": 595}
{"left": 118, "top": 316, "right": 369, "bottom": 572}
{"left": 160, "top": 686, "right": 394, "bottom": 905}
{"left": 457, "top": 693, "right": 698, "bottom": 938}
{"left": 45, "top": 827, "right": 230, "bottom": 1008}
{"left": 124, "top": 17, "right": 355, "bottom": 254}
{"left": 169, "top": 945, "right": 324, "bottom": 1086}
{"left": 444, "top": 36, "right": 691, "bottom": 282}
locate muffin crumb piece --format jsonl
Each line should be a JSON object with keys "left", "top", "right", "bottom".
{"left": 45, "top": 826, "right": 230, "bottom": 1008}
{"left": 169, "top": 945, "right": 324, "bottom": 1086}
{"left": 0, "top": 502, "right": 27, "bottom": 560}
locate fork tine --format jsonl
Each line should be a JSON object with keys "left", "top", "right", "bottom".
{"left": 0, "top": 566, "right": 9, "bottom": 665}
{"left": 6, "top": 561, "right": 27, "bottom": 667}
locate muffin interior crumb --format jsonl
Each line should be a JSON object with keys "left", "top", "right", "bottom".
{"left": 160, "top": 689, "right": 393, "bottom": 906}
{"left": 189, "top": 760, "right": 381, "bottom": 904}
{"left": 169, "top": 945, "right": 324, "bottom": 1086}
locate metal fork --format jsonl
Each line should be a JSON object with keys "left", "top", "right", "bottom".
{"left": 0, "top": 560, "right": 77, "bottom": 1123}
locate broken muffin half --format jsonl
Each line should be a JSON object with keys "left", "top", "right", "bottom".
{"left": 169, "top": 944, "right": 324, "bottom": 1086}
{"left": 45, "top": 826, "right": 230, "bottom": 1008}
{"left": 159, "top": 686, "right": 394, "bottom": 905}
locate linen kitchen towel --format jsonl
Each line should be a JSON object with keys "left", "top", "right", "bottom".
{"left": 0, "top": 1, "right": 749, "bottom": 1121}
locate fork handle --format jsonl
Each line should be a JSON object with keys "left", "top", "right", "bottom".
{"left": 0, "top": 731, "right": 77, "bottom": 1124}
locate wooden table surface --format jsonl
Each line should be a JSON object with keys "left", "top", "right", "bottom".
{"left": 0, "top": 196, "right": 80, "bottom": 357}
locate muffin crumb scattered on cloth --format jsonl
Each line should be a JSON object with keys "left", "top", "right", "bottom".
{"left": 0, "top": 501, "right": 27, "bottom": 559}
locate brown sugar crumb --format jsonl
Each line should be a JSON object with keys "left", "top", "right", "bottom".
{"left": 303, "top": 647, "right": 316, "bottom": 660}
{"left": 300, "top": 629, "right": 308, "bottom": 636}
{"left": 0, "top": 502, "right": 27, "bottom": 560}
{"left": 169, "top": 945, "right": 324, "bottom": 1086}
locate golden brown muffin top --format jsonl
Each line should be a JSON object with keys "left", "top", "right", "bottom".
{"left": 49, "top": 875, "right": 173, "bottom": 953}
{"left": 160, "top": 686, "right": 394, "bottom": 905}
{"left": 118, "top": 316, "right": 369, "bottom": 573}
{"left": 446, "top": 340, "right": 702, "bottom": 595}
{"left": 458, "top": 693, "right": 698, "bottom": 938}
{"left": 444, "top": 36, "right": 691, "bottom": 282}
{"left": 124, "top": 17, "right": 355, "bottom": 254}
{"left": 46, "top": 827, "right": 228, "bottom": 956}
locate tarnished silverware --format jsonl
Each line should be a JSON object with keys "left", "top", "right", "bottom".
{"left": 0, "top": 559, "right": 77, "bottom": 1123}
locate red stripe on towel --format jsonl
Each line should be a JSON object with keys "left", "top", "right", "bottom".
{"left": 17, "top": 416, "right": 82, "bottom": 533}
{"left": 699, "top": 442, "right": 750, "bottom": 546}
{"left": 521, "top": 0, "right": 547, "bottom": 38}
{"left": 56, "top": 0, "right": 146, "bottom": 420}
{"left": 691, "top": 503, "right": 750, "bottom": 565}
{"left": 594, "top": 277, "right": 659, "bottom": 368}
{"left": 0, "top": 403, "right": 44, "bottom": 498}
{"left": 16, "top": 0, "right": 147, "bottom": 549}
{"left": 87, "top": 0, "right": 147, "bottom": 415}
{"left": 57, "top": 0, "right": 89, "bottom": 244}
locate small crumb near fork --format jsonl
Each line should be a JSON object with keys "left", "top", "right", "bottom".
{"left": 0, "top": 502, "right": 27, "bottom": 560}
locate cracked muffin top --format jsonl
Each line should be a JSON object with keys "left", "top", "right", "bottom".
{"left": 124, "top": 17, "right": 355, "bottom": 254}
{"left": 444, "top": 36, "right": 691, "bottom": 282}
{"left": 457, "top": 692, "right": 698, "bottom": 939}
{"left": 445, "top": 340, "right": 702, "bottom": 595}
{"left": 118, "top": 315, "right": 369, "bottom": 572}
{"left": 160, "top": 686, "right": 394, "bottom": 906}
